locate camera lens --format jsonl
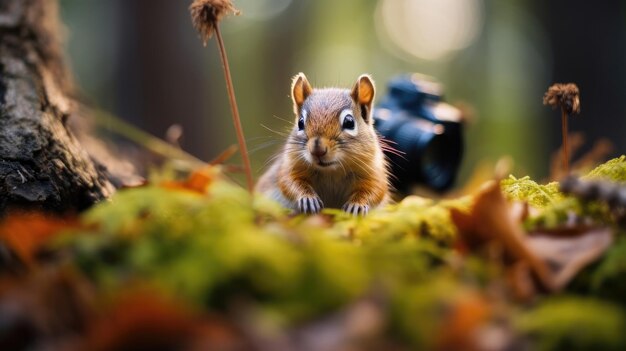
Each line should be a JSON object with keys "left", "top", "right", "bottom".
{"left": 372, "top": 74, "right": 464, "bottom": 194}
{"left": 374, "top": 110, "right": 462, "bottom": 193}
{"left": 420, "top": 132, "right": 459, "bottom": 190}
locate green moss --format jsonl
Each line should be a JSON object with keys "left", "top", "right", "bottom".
{"left": 584, "top": 156, "right": 626, "bottom": 183}
{"left": 501, "top": 156, "right": 626, "bottom": 228}
{"left": 501, "top": 175, "right": 562, "bottom": 208}
{"left": 588, "top": 237, "right": 626, "bottom": 305}
{"left": 390, "top": 275, "right": 461, "bottom": 349}
{"left": 58, "top": 156, "right": 626, "bottom": 348}
{"left": 62, "top": 174, "right": 479, "bottom": 347}
{"left": 329, "top": 195, "right": 466, "bottom": 246}
{"left": 516, "top": 297, "right": 626, "bottom": 351}
{"left": 69, "top": 181, "right": 378, "bottom": 320}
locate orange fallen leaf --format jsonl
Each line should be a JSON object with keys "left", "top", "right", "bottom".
{"left": 161, "top": 165, "right": 219, "bottom": 194}
{"left": 450, "top": 180, "right": 614, "bottom": 297}
{"left": 0, "top": 212, "right": 79, "bottom": 267}
{"left": 81, "top": 291, "right": 241, "bottom": 351}
{"left": 436, "top": 293, "right": 492, "bottom": 351}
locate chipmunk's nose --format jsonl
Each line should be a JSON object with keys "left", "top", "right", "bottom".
{"left": 311, "top": 138, "right": 328, "bottom": 158}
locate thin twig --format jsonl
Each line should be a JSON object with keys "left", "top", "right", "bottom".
{"left": 94, "top": 110, "right": 205, "bottom": 169}
{"left": 214, "top": 25, "right": 254, "bottom": 192}
{"left": 209, "top": 144, "right": 238, "bottom": 165}
{"left": 543, "top": 83, "right": 580, "bottom": 178}
{"left": 561, "top": 108, "right": 569, "bottom": 174}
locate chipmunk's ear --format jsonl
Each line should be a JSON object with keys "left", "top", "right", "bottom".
{"left": 291, "top": 72, "right": 312, "bottom": 113}
{"left": 351, "top": 74, "right": 375, "bottom": 123}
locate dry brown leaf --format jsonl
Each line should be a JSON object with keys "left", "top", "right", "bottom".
{"left": 526, "top": 227, "right": 612, "bottom": 289}
{"left": 0, "top": 268, "right": 95, "bottom": 349}
{"left": 435, "top": 293, "right": 492, "bottom": 351}
{"left": 451, "top": 180, "right": 614, "bottom": 297}
{"left": 450, "top": 181, "right": 556, "bottom": 292}
{"left": 0, "top": 212, "right": 79, "bottom": 267}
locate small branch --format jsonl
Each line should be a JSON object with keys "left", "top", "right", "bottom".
{"left": 561, "top": 109, "right": 569, "bottom": 174}
{"left": 214, "top": 25, "right": 254, "bottom": 192}
{"left": 94, "top": 110, "right": 205, "bottom": 169}
{"left": 189, "top": 0, "right": 253, "bottom": 193}
{"left": 209, "top": 144, "right": 238, "bottom": 165}
{"left": 543, "top": 83, "right": 580, "bottom": 179}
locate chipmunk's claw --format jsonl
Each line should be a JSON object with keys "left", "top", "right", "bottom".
{"left": 298, "top": 196, "right": 323, "bottom": 214}
{"left": 342, "top": 203, "right": 369, "bottom": 216}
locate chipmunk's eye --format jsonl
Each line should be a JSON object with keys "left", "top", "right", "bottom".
{"left": 342, "top": 115, "right": 355, "bottom": 130}
{"left": 339, "top": 109, "right": 358, "bottom": 136}
{"left": 297, "top": 110, "right": 307, "bottom": 132}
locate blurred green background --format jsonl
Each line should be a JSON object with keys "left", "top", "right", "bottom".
{"left": 58, "top": 0, "right": 626, "bottom": 187}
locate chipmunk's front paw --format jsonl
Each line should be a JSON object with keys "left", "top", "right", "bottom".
{"left": 297, "top": 196, "right": 323, "bottom": 214}
{"left": 342, "top": 203, "right": 370, "bottom": 216}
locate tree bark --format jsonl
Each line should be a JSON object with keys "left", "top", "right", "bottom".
{"left": 0, "top": 0, "right": 114, "bottom": 214}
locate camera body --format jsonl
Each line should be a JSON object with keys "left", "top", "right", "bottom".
{"left": 373, "top": 74, "right": 464, "bottom": 193}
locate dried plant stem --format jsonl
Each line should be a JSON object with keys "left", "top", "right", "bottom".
{"left": 561, "top": 109, "right": 570, "bottom": 175}
{"left": 543, "top": 83, "right": 579, "bottom": 177}
{"left": 94, "top": 110, "right": 205, "bottom": 169}
{"left": 214, "top": 24, "right": 254, "bottom": 192}
{"left": 209, "top": 144, "right": 238, "bottom": 165}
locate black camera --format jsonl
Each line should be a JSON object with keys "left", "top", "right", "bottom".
{"left": 373, "top": 74, "right": 464, "bottom": 193}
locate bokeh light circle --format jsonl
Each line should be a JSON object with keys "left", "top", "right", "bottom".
{"left": 376, "top": 0, "right": 484, "bottom": 61}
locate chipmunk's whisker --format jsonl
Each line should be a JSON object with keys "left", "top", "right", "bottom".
{"left": 337, "top": 158, "right": 348, "bottom": 176}
{"left": 261, "top": 124, "right": 289, "bottom": 137}
{"left": 271, "top": 114, "right": 294, "bottom": 124}
{"left": 249, "top": 139, "right": 282, "bottom": 155}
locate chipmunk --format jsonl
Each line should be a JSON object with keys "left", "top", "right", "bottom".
{"left": 255, "top": 73, "right": 390, "bottom": 215}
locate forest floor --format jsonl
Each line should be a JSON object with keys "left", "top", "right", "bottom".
{"left": 1, "top": 156, "right": 626, "bottom": 351}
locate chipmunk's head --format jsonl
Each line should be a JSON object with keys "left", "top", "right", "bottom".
{"left": 289, "top": 72, "right": 379, "bottom": 171}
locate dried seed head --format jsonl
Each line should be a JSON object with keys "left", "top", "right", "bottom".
{"left": 190, "top": 0, "right": 240, "bottom": 45}
{"left": 543, "top": 83, "right": 581, "bottom": 115}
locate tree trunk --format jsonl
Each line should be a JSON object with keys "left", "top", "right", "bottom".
{"left": 0, "top": 0, "right": 114, "bottom": 214}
